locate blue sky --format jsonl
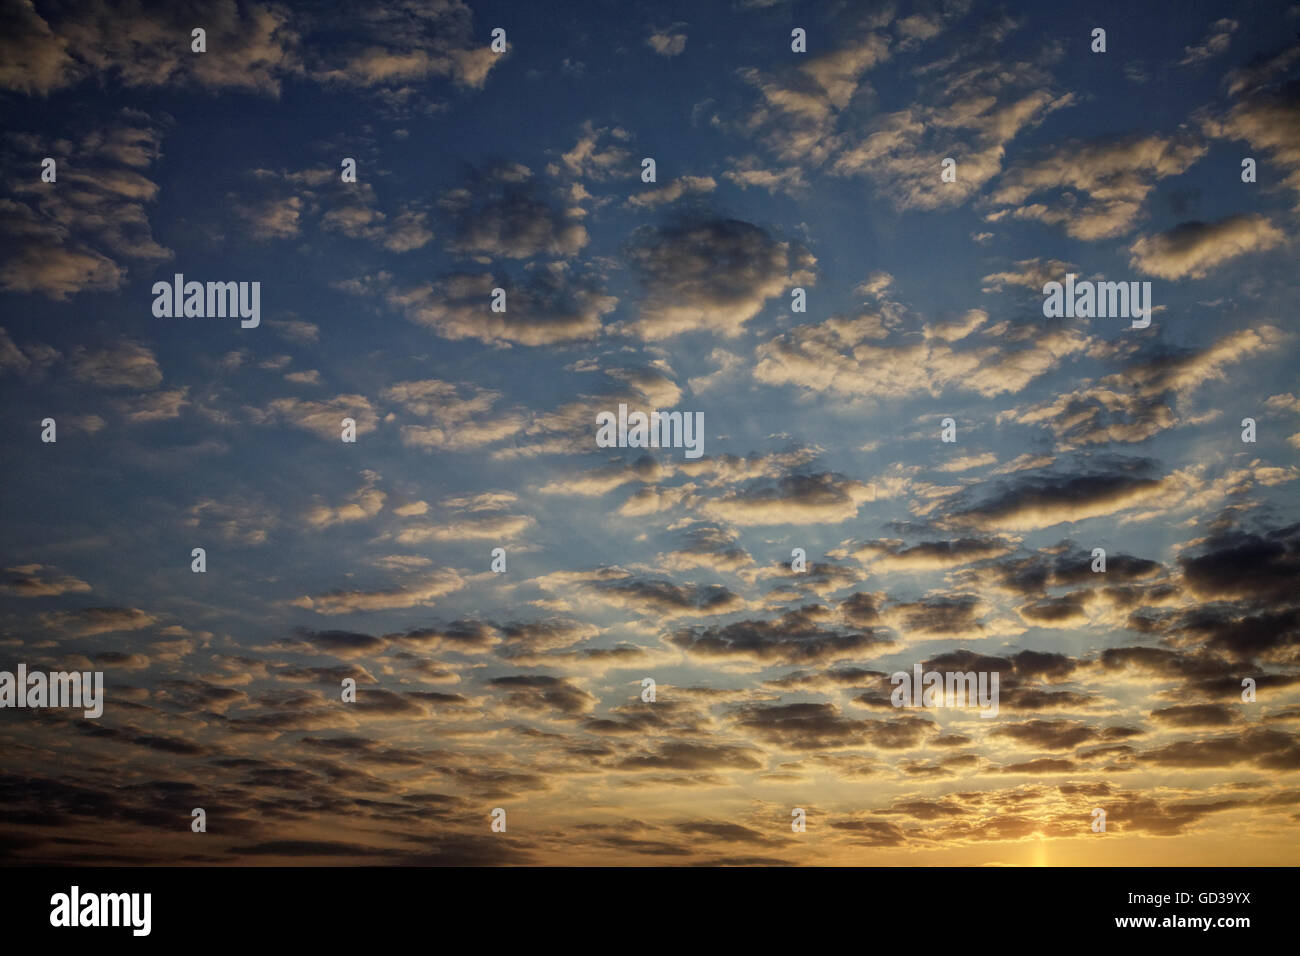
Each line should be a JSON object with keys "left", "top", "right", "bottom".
{"left": 0, "top": 0, "right": 1298, "bottom": 865}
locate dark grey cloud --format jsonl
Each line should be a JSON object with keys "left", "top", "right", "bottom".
{"left": 487, "top": 675, "right": 597, "bottom": 717}
{"left": 730, "top": 701, "right": 936, "bottom": 750}
{"left": 670, "top": 605, "right": 888, "bottom": 665}
{"left": 620, "top": 216, "right": 815, "bottom": 339}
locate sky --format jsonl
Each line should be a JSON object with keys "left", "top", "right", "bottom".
{"left": 0, "top": 0, "right": 1298, "bottom": 866}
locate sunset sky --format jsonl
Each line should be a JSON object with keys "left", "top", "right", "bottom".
{"left": 1, "top": 0, "right": 1298, "bottom": 866}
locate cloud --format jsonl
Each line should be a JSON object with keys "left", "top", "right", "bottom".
{"left": 1, "top": 0, "right": 502, "bottom": 98}
{"left": 0, "top": 238, "right": 124, "bottom": 299}
{"left": 439, "top": 165, "right": 587, "bottom": 260}
{"left": 852, "top": 537, "right": 1018, "bottom": 572}
{"left": 730, "top": 702, "right": 936, "bottom": 751}
{"left": 819, "top": 26, "right": 1073, "bottom": 209}
{"left": 495, "top": 364, "right": 687, "bottom": 459}
{"left": 186, "top": 495, "right": 279, "bottom": 546}
{"left": 497, "top": 618, "right": 598, "bottom": 657}
{"left": 1, "top": 564, "right": 91, "bottom": 597}
{"left": 722, "top": 158, "right": 807, "bottom": 196}
{"left": 885, "top": 594, "right": 985, "bottom": 639}
{"left": 838, "top": 92, "right": 1071, "bottom": 210}
{"left": 5, "top": 1, "right": 1300, "bottom": 870}
{"left": 620, "top": 217, "right": 815, "bottom": 340}
{"left": 1, "top": 118, "right": 169, "bottom": 298}
{"left": 755, "top": 311, "right": 1090, "bottom": 400}
{"left": 999, "top": 326, "right": 1285, "bottom": 448}
{"left": 1179, "top": 18, "right": 1238, "bottom": 67}
{"left": 234, "top": 168, "right": 433, "bottom": 251}
{"left": 0, "top": 327, "right": 58, "bottom": 377}
{"left": 1179, "top": 524, "right": 1300, "bottom": 605}
{"left": 1149, "top": 703, "right": 1239, "bottom": 727}
{"left": 69, "top": 341, "right": 162, "bottom": 389}
{"left": 0, "top": 0, "right": 76, "bottom": 96}
{"left": 441, "top": 491, "right": 518, "bottom": 512}
{"left": 270, "top": 319, "right": 320, "bottom": 344}
{"left": 659, "top": 525, "right": 755, "bottom": 575}
{"left": 935, "top": 453, "right": 999, "bottom": 474}
{"left": 944, "top": 460, "right": 1170, "bottom": 532}
{"left": 40, "top": 605, "right": 157, "bottom": 637}
{"left": 701, "top": 472, "right": 883, "bottom": 526}
{"left": 381, "top": 378, "right": 525, "bottom": 452}
{"left": 991, "top": 719, "right": 1105, "bottom": 751}
{"left": 555, "top": 121, "right": 633, "bottom": 181}
{"left": 386, "top": 620, "right": 499, "bottom": 654}
{"left": 358, "top": 266, "right": 616, "bottom": 347}
{"left": 1201, "top": 46, "right": 1300, "bottom": 206}
{"left": 616, "top": 741, "right": 763, "bottom": 772}
{"left": 0, "top": 0, "right": 298, "bottom": 96}
{"left": 294, "top": 628, "right": 388, "bottom": 659}
{"left": 395, "top": 513, "right": 534, "bottom": 543}
{"left": 1265, "top": 393, "right": 1300, "bottom": 414}
{"left": 1137, "top": 728, "right": 1300, "bottom": 770}
{"left": 989, "top": 134, "right": 1205, "bottom": 239}
{"left": 262, "top": 394, "right": 378, "bottom": 440}
{"left": 669, "top": 606, "right": 889, "bottom": 665}
{"left": 646, "top": 27, "right": 687, "bottom": 58}
{"left": 487, "top": 675, "right": 597, "bottom": 717}
{"left": 586, "top": 574, "right": 747, "bottom": 619}
{"left": 237, "top": 195, "right": 303, "bottom": 240}
{"left": 625, "top": 176, "right": 716, "bottom": 209}
{"left": 737, "top": 33, "right": 893, "bottom": 167}
{"left": 303, "top": 472, "right": 386, "bottom": 528}
{"left": 290, "top": 569, "right": 465, "bottom": 615}
{"left": 334, "top": 204, "right": 433, "bottom": 252}
{"left": 1128, "top": 214, "right": 1285, "bottom": 279}
{"left": 116, "top": 387, "right": 188, "bottom": 423}
{"left": 981, "top": 258, "right": 1075, "bottom": 293}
